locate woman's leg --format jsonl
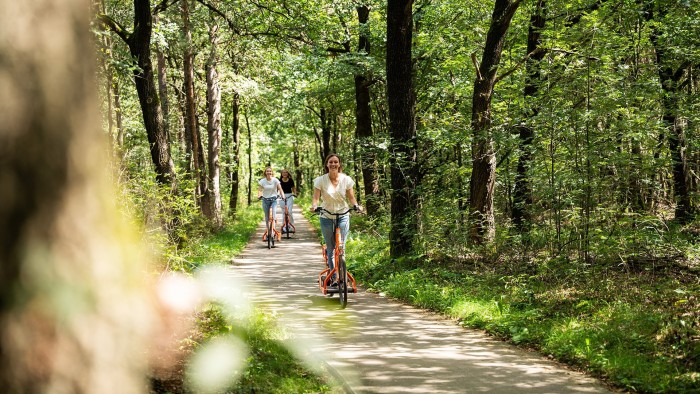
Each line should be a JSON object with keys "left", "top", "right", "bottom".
{"left": 338, "top": 214, "right": 350, "bottom": 248}
{"left": 262, "top": 198, "right": 271, "bottom": 224}
{"left": 286, "top": 194, "right": 294, "bottom": 225}
{"left": 320, "top": 217, "right": 335, "bottom": 274}
{"left": 271, "top": 200, "right": 278, "bottom": 225}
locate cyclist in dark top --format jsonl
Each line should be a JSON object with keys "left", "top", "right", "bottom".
{"left": 279, "top": 169, "right": 297, "bottom": 233}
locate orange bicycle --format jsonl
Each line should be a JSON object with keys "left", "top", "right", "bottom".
{"left": 314, "top": 207, "right": 360, "bottom": 308}
{"left": 260, "top": 196, "right": 281, "bottom": 249}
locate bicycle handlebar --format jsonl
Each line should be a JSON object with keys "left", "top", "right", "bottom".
{"left": 313, "top": 206, "right": 362, "bottom": 216}
{"left": 259, "top": 196, "right": 285, "bottom": 202}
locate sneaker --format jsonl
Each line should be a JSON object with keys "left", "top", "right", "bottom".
{"left": 329, "top": 282, "right": 338, "bottom": 288}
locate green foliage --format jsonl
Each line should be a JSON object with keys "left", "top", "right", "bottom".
{"left": 347, "top": 225, "right": 700, "bottom": 393}
{"left": 188, "top": 305, "right": 334, "bottom": 394}
{"left": 157, "top": 205, "right": 338, "bottom": 393}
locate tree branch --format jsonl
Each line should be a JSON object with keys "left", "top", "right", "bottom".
{"left": 153, "top": 0, "right": 178, "bottom": 15}
{"left": 494, "top": 47, "right": 545, "bottom": 84}
{"left": 96, "top": 14, "right": 131, "bottom": 44}
{"left": 195, "top": 0, "right": 242, "bottom": 34}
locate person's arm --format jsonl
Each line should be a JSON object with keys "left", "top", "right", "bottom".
{"left": 347, "top": 188, "right": 362, "bottom": 212}
{"left": 257, "top": 183, "right": 263, "bottom": 199}
{"left": 277, "top": 183, "right": 286, "bottom": 199}
{"left": 310, "top": 188, "right": 321, "bottom": 211}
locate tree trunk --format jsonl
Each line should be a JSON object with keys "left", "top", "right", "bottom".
{"left": 646, "top": 5, "right": 694, "bottom": 223}
{"left": 155, "top": 14, "right": 170, "bottom": 144}
{"left": 387, "top": 0, "right": 418, "bottom": 257}
{"left": 126, "top": 0, "right": 176, "bottom": 189}
{"left": 512, "top": 0, "right": 545, "bottom": 230}
{"left": 182, "top": 0, "right": 206, "bottom": 207}
{"left": 246, "top": 110, "right": 253, "bottom": 206}
{"left": 468, "top": 0, "right": 521, "bottom": 244}
{"left": 321, "top": 107, "right": 332, "bottom": 161}
{"left": 355, "top": 5, "right": 380, "bottom": 216}
{"left": 205, "top": 16, "right": 223, "bottom": 229}
{"left": 229, "top": 92, "right": 241, "bottom": 215}
{"left": 294, "top": 145, "right": 302, "bottom": 194}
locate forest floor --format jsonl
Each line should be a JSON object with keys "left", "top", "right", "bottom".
{"left": 227, "top": 205, "right": 619, "bottom": 393}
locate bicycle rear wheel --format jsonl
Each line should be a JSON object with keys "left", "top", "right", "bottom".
{"left": 285, "top": 215, "right": 291, "bottom": 239}
{"left": 338, "top": 254, "right": 348, "bottom": 308}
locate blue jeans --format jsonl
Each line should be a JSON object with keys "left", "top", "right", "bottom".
{"left": 280, "top": 193, "right": 294, "bottom": 226}
{"left": 261, "top": 197, "right": 278, "bottom": 226}
{"left": 320, "top": 214, "right": 350, "bottom": 278}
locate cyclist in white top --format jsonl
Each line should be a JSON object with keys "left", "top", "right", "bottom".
{"left": 258, "top": 167, "right": 285, "bottom": 227}
{"left": 310, "top": 154, "right": 361, "bottom": 284}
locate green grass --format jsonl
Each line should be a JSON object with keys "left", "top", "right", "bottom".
{"left": 344, "top": 225, "right": 700, "bottom": 394}
{"left": 152, "top": 205, "right": 340, "bottom": 394}
{"left": 185, "top": 305, "right": 337, "bottom": 394}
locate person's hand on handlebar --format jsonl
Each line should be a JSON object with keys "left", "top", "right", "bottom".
{"left": 353, "top": 204, "right": 364, "bottom": 213}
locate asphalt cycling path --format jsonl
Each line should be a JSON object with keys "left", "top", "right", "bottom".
{"left": 229, "top": 204, "right": 616, "bottom": 394}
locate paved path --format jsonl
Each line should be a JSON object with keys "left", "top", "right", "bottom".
{"left": 230, "top": 205, "right": 616, "bottom": 393}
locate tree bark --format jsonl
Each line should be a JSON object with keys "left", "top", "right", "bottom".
{"left": 387, "top": 0, "right": 418, "bottom": 257}
{"left": 229, "top": 92, "right": 241, "bottom": 215}
{"left": 321, "top": 107, "right": 332, "bottom": 161}
{"left": 124, "top": 0, "right": 177, "bottom": 189}
{"left": 468, "top": 0, "right": 521, "bottom": 244}
{"left": 245, "top": 110, "right": 253, "bottom": 205}
{"left": 182, "top": 0, "right": 207, "bottom": 206}
{"left": 512, "top": 0, "right": 545, "bottom": 230}
{"left": 646, "top": 5, "right": 694, "bottom": 222}
{"left": 205, "top": 16, "right": 223, "bottom": 228}
{"left": 155, "top": 13, "right": 170, "bottom": 144}
{"left": 355, "top": 5, "right": 381, "bottom": 216}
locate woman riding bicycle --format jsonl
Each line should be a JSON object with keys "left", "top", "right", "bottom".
{"left": 258, "top": 167, "right": 285, "bottom": 229}
{"left": 310, "top": 154, "right": 361, "bottom": 285}
{"left": 279, "top": 169, "right": 297, "bottom": 233}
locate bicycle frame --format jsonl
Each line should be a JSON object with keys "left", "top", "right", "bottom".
{"left": 315, "top": 208, "right": 358, "bottom": 307}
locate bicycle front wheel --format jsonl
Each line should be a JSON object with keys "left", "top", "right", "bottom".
{"left": 338, "top": 254, "right": 348, "bottom": 308}
{"left": 267, "top": 214, "right": 273, "bottom": 249}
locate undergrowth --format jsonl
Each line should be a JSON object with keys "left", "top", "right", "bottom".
{"left": 346, "top": 217, "right": 700, "bottom": 394}
{"left": 150, "top": 205, "right": 339, "bottom": 394}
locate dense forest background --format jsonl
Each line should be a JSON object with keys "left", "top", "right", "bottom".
{"left": 2, "top": 0, "right": 699, "bottom": 392}
{"left": 96, "top": 0, "right": 699, "bottom": 265}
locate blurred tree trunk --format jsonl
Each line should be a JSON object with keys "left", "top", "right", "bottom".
{"left": 468, "top": 0, "right": 521, "bottom": 244}
{"left": 387, "top": 0, "right": 418, "bottom": 257}
{"left": 0, "top": 0, "right": 155, "bottom": 391}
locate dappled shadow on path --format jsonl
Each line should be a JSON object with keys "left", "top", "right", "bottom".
{"left": 229, "top": 205, "right": 613, "bottom": 394}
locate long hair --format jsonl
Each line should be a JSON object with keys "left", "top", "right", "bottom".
{"left": 323, "top": 153, "right": 343, "bottom": 174}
